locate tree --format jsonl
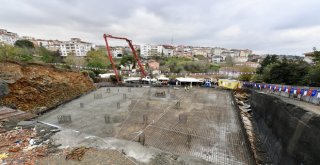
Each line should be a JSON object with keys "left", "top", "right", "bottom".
{"left": 120, "top": 55, "right": 135, "bottom": 69}
{"left": 256, "top": 55, "right": 279, "bottom": 74}
{"left": 0, "top": 44, "right": 33, "bottom": 62}
{"left": 14, "top": 40, "right": 35, "bottom": 49}
{"left": 225, "top": 55, "right": 234, "bottom": 67}
{"left": 262, "top": 59, "right": 310, "bottom": 85}
{"left": 312, "top": 47, "right": 320, "bottom": 64}
{"left": 64, "top": 53, "right": 87, "bottom": 66}
{"left": 238, "top": 66, "right": 255, "bottom": 81}
{"left": 38, "top": 47, "right": 62, "bottom": 63}
{"left": 85, "top": 49, "right": 110, "bottom": 74}
{"left": 0, "top": 44, "right": 15, "bottom": 61}
{"left": 303, "top": 64, "right": 320, "bottom": 86}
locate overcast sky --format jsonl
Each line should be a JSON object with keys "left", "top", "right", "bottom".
{"left": 1, "top": 0, "right": 319, "bottom": 55}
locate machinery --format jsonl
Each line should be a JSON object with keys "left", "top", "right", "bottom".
{"left": 103, "top": 34, "right": 147, "bottom": 84}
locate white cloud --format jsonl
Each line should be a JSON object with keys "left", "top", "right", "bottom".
{"left": 0, "top": 0, "right": 319, "bottom": 55}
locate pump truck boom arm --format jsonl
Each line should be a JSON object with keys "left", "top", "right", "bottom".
{"left": 103, "top": 34, "right": 147, "bottom": 84}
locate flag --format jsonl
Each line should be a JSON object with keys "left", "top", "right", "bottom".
{"left": 303, "top": 90, "right": 308, "bottom": 96}
{"left": 307, "top": 89, "right": 312, "bottom": 96}
{"left": 300, "top": 89, "right": 304, "bottom": 95}
{"left": 310, "top": 90, "right": 317, "bottom": 97}
{"left": 290, "top": 87, "right": 294, "bottom": 94}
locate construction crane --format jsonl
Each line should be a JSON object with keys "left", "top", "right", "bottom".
{"left": 103, "top": 34, "right": 147, "bottom": 84}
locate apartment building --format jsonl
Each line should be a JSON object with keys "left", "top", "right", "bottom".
{"left": 59, "top": 38, "right": 94, "bottom": 57}
{"left": 0, "top": 29, "right": 19, "bottom": 45}
{"left": 192, "top": 47, "right": 211, "bottom": 56}
{"left": 140, "top": 44, "right": 159, "bottom": 58}
{"left": 110, "top": 46, "right": 124, "bottom": 58}
{"left": 35, "top": 39, "right": 62, "bottom": 51}
{"left": 239, "top": 49, "right": 253, "bottom": 57}
{"left": 157, "top": 45, "right": 174, "bottom": 57}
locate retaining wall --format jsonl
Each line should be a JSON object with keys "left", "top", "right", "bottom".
{"left": 251, "top": 90, "right": 320, "bottom": 165}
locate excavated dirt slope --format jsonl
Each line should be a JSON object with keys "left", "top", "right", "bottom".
{"left": 0, "top": 62, "right": 95, "bottom": 113}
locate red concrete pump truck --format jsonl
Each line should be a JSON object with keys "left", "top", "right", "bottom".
{"left": 103, "top": 34, "right": 147, "bottom": 84}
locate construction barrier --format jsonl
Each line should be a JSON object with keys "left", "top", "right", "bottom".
{"left": 242, "top": 82, "right": 320, "bottom": 105}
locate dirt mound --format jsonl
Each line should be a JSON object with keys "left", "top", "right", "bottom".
{"left": 0, "top": 62, "right": 95, "bottom": 113}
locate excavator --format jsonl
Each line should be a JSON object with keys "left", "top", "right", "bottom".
{"left": 103, "top": 34, "right": 147, "bottom": 84}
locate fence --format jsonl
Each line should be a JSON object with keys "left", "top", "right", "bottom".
{"left": 242, "top": 82, "right": 320, "bottom": 105}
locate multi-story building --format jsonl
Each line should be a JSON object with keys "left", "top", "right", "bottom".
{"left": 59, "top": 38, "right": 94, "bottom": 57}
{"left": 140, "top": 44, "right": 158, "bottom": 58}
{"left": 35, "top": 39, "right": 62, "bottom": 51}
{"left": 239, "top": 49, "right": 253, "bottom": 57}
{"left": 233, "top": 56, "right": 249, "bottom": 63}
{"left": 221, "top": 50, "right": 238, "bottom": 57}
{"left": 110, "top": 46, "right": 124, "bottom": 58}
{"left": 304, "top": 52, "right": 315, "bottom": 64}
{"left": 0, "top": 29, "right": 19, "bottom": 45}
{"left": 192, "top": 47, "right": 211, "bottom": 56}
{"left": 235, "top": 62, "right": 260, "bottom": 68}
{"left": 157, "top": 45, "right": 174, "bottom": 57}
{"left": 212, "top": 47, "right": 225, "bottom": 56}
{"left": 212, "top": 55, "right": 225, "bottom": 63}
{"left": 140, "top": 44, "right": 174, "bottom": 58}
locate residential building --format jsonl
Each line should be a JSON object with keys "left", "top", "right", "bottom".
{"left": 36, "top": 39, "right": 62, "bottom": 51}
{"left": 304, "top": 52, "right": 315, "bottom": 64}
{"left": 235, "top": 62, "right": 260, "bottom": 68}
{"left": 59, "top": 38, "right": 94, "bottom": 57}
{"left": 212, "top": 47, "right": 225, "bottom": 56}
{"left": 110, "top": 46, "right": 124, "bottom": 58}
{"left": 239, "top": 49, "right": 253, "bottom": 57}
{"left": 158, "top": 45, "right": 174, "bottom": 56}
{"left": 212, "top": 55, "right": 225, "bottom": 63}
{"left": 192, "top": 47, "right": 211, "bottom": 56}
{"left": 140, "top": 44, "right": 158, "bottom": 58}
{"left": 221, "top": 50, "right": 238, "bottom": 57}
{"left": 0, "top": 29, "right": 19, "bottom": 45}
{"left": 233, "top": 56, "right": 248, "bottom": 63}
{"left": 173, "top": 45, "right": 184, "bottom": 57}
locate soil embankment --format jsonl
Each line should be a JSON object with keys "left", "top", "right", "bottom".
{"left": 0, "top": 62, "right": 95, "bottom": 113}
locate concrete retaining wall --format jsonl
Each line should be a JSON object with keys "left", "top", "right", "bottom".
{"left": 251, "top": 90, "right": 320, "bottom": 165}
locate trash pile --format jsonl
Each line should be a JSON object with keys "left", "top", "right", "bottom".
{"left": 0, "top": 123, "right": 60, "bottom": 164}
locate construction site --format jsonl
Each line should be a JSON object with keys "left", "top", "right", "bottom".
{"left": 0, "top": 59, "right": 320, "bottom": 165}
{"left": 0, "top": 34, "right": 319, "bottom": 165}
{"left": 37, "top": 86, "right": 254, "bottom": 164}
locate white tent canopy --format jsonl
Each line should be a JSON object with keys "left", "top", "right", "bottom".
{"left": 176, "top": 77, "right": 202, "bottom": 83}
